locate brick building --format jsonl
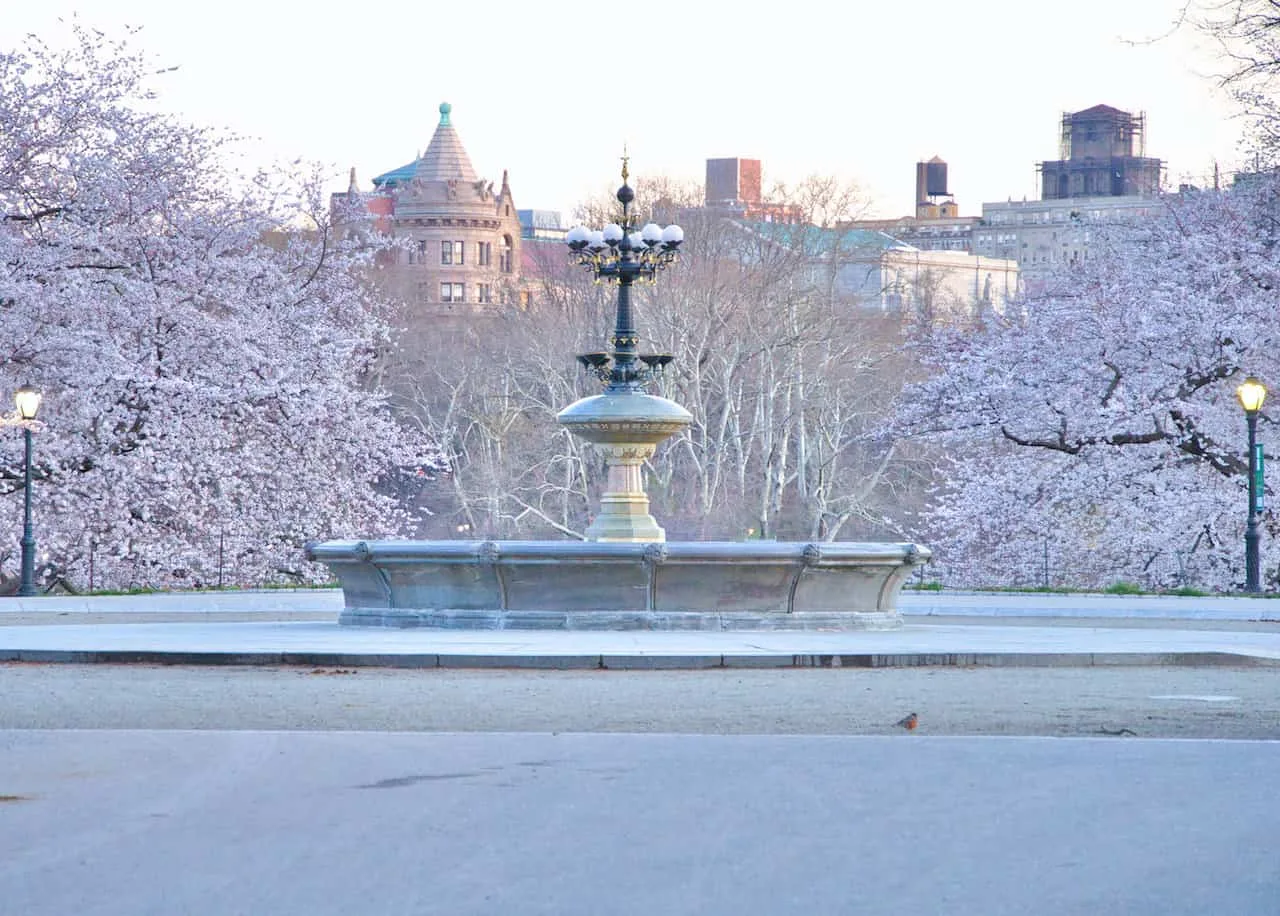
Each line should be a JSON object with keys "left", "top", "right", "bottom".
{"left": 334, "top": 103, "right": 524, "bottom": 324}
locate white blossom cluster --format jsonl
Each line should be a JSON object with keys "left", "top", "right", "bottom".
{"left": 898, "top": 178, "right": 1280, "bottom": 591}
{"left": 0, "top": 27, "right": 443, "bottom": 591}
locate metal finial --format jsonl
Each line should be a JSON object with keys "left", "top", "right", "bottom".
{"left": 438, "top": 102, "right": 452, "bottom": 126}
{"left": 620, "top": 144, "right": 629, "bottom": 184}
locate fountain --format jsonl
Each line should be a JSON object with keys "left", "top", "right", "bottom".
{"left": 307, "top": 160, "right": 928, "bottom": 630}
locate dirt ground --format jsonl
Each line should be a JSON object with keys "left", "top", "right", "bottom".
{"left": 1, "top": 662, "right": 1276, "bottom": 739}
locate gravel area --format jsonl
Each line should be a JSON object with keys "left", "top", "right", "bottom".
{"left": 1, "top": 662, "right": 1277, "bottom": 739}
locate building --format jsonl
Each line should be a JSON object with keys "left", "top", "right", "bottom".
{"left": 844, "top": 156, "right": 978, "bottom": 253}
{"left": 517, "top": 209, "right": 566, "bottom": 241}
{"left": 732, "top": 221, "right": 1018, "bottom": 318}
{"left": 334, "top": 102, "right": 524, "bottom": 322}
{"left": 1037, "top": 105, "right": 1163, "bottom": 199}
{"left": 969, "top": 105, "right": 1167, "bottom": 276}
{"left": 972, "top": 195, "right": 1163, "bottom": 273}
{"left": 702, "top": 157, "right": 803, "bottom": 223}
{"left": 915, "top": 156, "right": 959, "bottom": 219}
{"left": 844, "top": 214, "right": 979, "bottom": 253}
{"left": 706, "top": 157, "right": 762, "bottom": 208}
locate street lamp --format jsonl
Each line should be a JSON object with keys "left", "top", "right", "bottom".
{"left": 13, "top": 386, "right": 41, "bottom": 596}
{"left": 565, "top": 156, "right": 683, "bottom": 393}
{"left": 1237, "top": 376, "right": 1267, "bottom": 592}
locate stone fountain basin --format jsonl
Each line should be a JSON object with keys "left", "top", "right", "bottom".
{"left": 556, "top": 391, "right": 692, "bottom": 444}
{"left": 305, "top": 540, "right": 929, "bottom": 631}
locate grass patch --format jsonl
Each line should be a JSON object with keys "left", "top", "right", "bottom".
{"left": 1103, "top": 581, "right": 1144, "bottom": 595}
{"left": 82, "top": 582, "right": 339, "bottom": 596}
{"left": 977, "top": 585, "right": 1085, "bottom": 594}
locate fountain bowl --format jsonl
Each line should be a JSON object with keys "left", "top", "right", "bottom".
{"left": 306, "top": 539, "right": 929, "bottom": 631}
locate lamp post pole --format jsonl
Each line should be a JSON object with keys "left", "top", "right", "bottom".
{"left": 13, "top": 385, "right": 41, "bottom": 598}
{"left": 1246, "top": 407, "right": 1261, "bottom": 593}
{"left": 1238, "top": 377, "right": 1267, "bottom": 593}
{"left": 18, "top": 425, "right": 35, "bottom": 597}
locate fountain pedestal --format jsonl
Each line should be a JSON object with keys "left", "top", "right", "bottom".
{"left": 557, "top": 391, "right": 692, "bottom": 542}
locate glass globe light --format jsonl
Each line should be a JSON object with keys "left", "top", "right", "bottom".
{"left": 602, "top": 223, "right": 624, "bottom": 245}
{"left": 641, "top": 223, "right": 663, "bottom": 246}
{"left": 14, "top": 385, "right": 40, "bottom": 421}
{"left": 1238, "top": 377, "right": 1267, "bottom": 413}
{"left": 661, "top": 224, "right": 684, "bottom": 248}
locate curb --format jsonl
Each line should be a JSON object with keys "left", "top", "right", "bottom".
{"left": 0, "top": 649, "right": 1274, "bottom": 669}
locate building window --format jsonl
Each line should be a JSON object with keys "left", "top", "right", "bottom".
{"left": 477, "top": 241, "right": 492, "bottom": 267}
{"left": 500, "top": 234, "right": 514, "bottom": 273}
{"left": 478, "top": 283, "right": 492, "bottom": 304}
{"left": 440, "top": 282, "right": 464, "bottom": 303}
{"left": 440, "top": 240, "right": 464, "bottom": 265}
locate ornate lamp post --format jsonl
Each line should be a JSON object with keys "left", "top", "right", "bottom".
{"left": 1238, "top": 377, "right": 1267, "bottom": 592}
{"left": 557, "top": 160, "right": 692, "bottom": 542}
{"left": 564, "top": 162, "right": 684, "bottom": 392}
{"left": 14, "top": 385, "right": 41, "bottom": 597}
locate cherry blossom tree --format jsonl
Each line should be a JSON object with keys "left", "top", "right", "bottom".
{"left": 897, "top": 179, "right": 1280, "bottom": 590}
{"left": 0, "top": 26, "right": 441, "bottom": 591}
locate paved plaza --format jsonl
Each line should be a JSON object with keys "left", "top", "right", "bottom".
{"left": 0, "top": 591, "right": 1277, "bottom": 914}
{"left": 0, "top": 590, "right": 1278, "bottom": 668}
{"left": 1, "top": 729, "right": 1277, "bottom": 915}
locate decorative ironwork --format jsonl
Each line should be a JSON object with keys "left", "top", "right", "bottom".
{"left": 566, "top": 161, "right": 684, "bottom": 392}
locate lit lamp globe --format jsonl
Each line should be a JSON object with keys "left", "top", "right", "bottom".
{"left": 1238, "top": 377, "right": 1267, "bottom": 413}
{"left": 566, "top": 226, "right": 590, "bottom": 251}
{"left": 14, "top": 385, "right": 41, "bottom": 421}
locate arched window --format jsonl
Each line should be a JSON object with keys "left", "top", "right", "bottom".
{"left": 500, "top": 234, "right": 514, "bottom": 273}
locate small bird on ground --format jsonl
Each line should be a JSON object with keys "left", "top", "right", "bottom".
{"left": 895, "top": 712, "right": 919, "bottom": 730}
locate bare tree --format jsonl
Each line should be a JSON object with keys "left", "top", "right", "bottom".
{"left": 1195, "top": 0, "right": 1280, "bottom": 160}
{"left": 394, "top": 176, "right": 936, "bottom": 545}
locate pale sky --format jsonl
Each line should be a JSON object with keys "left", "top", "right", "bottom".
{"left": 9, "top": 1, "right": 1246, "bottom": 219}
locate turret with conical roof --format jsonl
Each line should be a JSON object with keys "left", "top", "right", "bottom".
{"left": 414, "top": 103, "right": 479, "bottom": 183}
{"left": 340, "top": 102, "right": 523, "bottom": 320}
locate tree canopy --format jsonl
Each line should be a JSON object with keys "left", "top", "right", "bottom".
{"left": 0, "top": 26, "right": 440, "bottom": 590}
{"left": 897, "top": 180, "right": 1280, "bottom": 589}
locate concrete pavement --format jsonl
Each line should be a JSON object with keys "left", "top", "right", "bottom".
{"left": 2, "top": 592, "right": 1276, "bottom": 913}
{"left": 0, "top": 590, "right": 1277, "bottom": 668}
{"left": 1, "top": 729, "right": 1275, "bottom": 915}
{"left": 4, "top": 587, "right": 1280, "bottom": 619}
{"left": 0, "top": 618, "right": 1277, "bottom": 668}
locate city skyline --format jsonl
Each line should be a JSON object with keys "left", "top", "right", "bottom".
{"left": 11, "top": 0, "right": 1246, "bottom": 219}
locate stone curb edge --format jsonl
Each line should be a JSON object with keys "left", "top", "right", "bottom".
{"left": 0, "top": 650, "right": 1275, "bottom": 669}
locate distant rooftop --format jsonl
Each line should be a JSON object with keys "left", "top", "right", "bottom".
{"left": 372, "top": 160, "right": 417, "bottom": 188}
{"left": 740, "top": 221, "right": 915, "bottom": 257}
{"left": 517, "top": 209, "right": 563, "bottom": 231}
{"left": 372, "top": 102, "right": 479, "bottom": 188}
